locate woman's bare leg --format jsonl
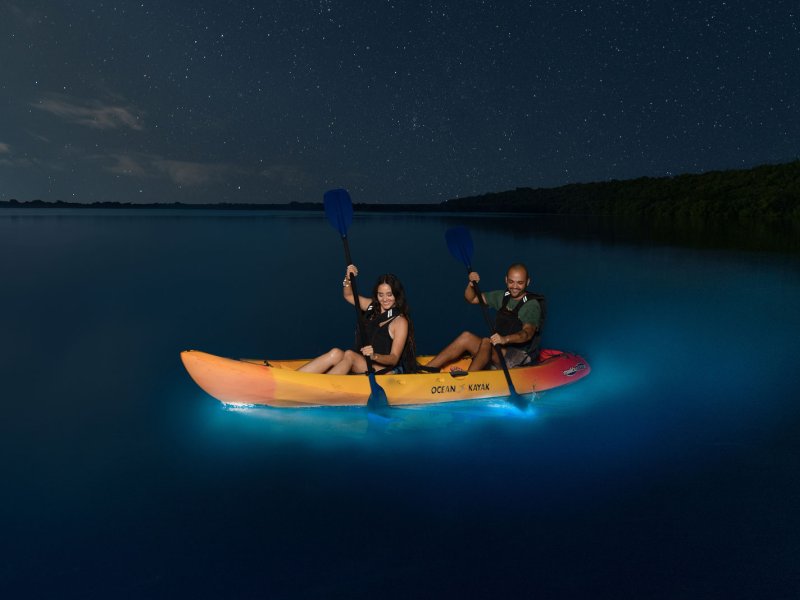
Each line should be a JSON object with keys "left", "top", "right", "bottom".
{"left": 327, "top": 349, "right": 366, "bottom": 375}
{"left": 296, "top": 348, "right": 345, "bottom": 373}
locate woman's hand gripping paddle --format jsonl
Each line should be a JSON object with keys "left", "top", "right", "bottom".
{"left": 323, "top": 189, "right": 389, "bottom": 411}
{"left": 445, "top": 226, "right": 526, "bottom": 408}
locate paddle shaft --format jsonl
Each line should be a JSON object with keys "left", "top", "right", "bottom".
{"left": 444, "top": 226, "right": 522, "bottom": 402}
{"left": 468, "top": 275, "right": 520, "bottom": 396}
{"left": 341, "top": 236, "right": 378, "bottom": 375}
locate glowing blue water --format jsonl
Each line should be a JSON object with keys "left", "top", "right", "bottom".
{"left": 1, "top": 210, "right": 798, "bottom": 598}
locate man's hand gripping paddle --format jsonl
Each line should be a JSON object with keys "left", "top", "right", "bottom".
{"left": 445, "top": 226, "right": 527, "bottom": 409}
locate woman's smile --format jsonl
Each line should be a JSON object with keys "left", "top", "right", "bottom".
{"left": 376, "top": 283, "right": 395, "bottom": 311}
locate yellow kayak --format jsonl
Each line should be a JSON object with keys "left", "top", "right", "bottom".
{"left": 180, "top": 349, "right": 590, "bottom": 407}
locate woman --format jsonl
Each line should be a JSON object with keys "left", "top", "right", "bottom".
{"left": 297, "top": 264, "right": 417, "bottom": 375}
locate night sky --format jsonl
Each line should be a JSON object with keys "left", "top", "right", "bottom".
{"left": 1, "top": 1, "right": 798, "bottom": 204}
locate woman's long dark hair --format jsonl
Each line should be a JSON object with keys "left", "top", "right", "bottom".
{"left": 368, "top": 273, "right": 417, "bottom": 371}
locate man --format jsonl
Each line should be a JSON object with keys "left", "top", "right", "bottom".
{"left": 424, "top": 263, "right": 542, "bottom": 372}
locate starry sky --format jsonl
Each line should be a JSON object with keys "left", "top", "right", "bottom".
{"left": 1, "top": 1, "right": 798, "bottom": 204}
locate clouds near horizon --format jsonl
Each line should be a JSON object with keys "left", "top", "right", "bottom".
{"left": 32, "top": 94, "right": 143, "bottom": 131}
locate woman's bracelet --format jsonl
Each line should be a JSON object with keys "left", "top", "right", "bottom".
{"left": 342, "top": 278, "right": 350, "bottom": 287}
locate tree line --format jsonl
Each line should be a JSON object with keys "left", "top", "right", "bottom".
{"left": 3, "top": 160, "right": 799, "bottom": 222}
{"left": 443, "top": 160, "right": 800, "bottom": 222}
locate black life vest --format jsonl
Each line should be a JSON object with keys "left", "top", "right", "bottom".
{"left": 362, "top": 305, "right": 397, "bottom": 355}
{"left": 495, "top": 291, "right": 546, "bottom": 355}
{"left": 358, "top": 305, "right": 418, "bottom": 374}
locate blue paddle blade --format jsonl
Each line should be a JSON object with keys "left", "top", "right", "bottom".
{"left": 367, "top": 372, "right": 389, "bottom": 410}
{"left": 323, "top": 189, "right": 354, "bottom": 236}
{"left": 445, "top": 226, "right": 474, "bottom": 268}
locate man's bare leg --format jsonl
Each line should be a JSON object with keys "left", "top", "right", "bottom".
{"left": 425, "top": 331, "right": 485, "bottom": 370}
{"left": 468, "top": 338, "right": 494, "bottom": 371}
{"left": 489, "top": 344, "right": 512, "bottom": 369}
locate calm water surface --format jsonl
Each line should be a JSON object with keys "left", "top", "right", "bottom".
{"left": 1, "top": 210, "right": 799, "bottom": 598}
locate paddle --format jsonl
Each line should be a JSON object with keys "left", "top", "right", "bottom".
{"left": 445, "top": 226, "right": 525, "bottom": 407}
{"left": 323, "top": 188, "right": 389, "bottom": 410}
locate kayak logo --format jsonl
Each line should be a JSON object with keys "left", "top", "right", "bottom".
{"left": 431, "top": 385, "right": 457, "bottom": 394}
{"left": 563, "top": 362, "right": 587, "bottom": 377}
{"left": 431, "top": 382, "right": 491, "bottom": 394}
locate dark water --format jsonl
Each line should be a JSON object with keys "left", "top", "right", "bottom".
{"left": 2, "top": 210, "right": 799, "bottom": 599}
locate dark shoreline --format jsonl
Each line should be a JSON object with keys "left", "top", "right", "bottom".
{"left": 0, "top": 199, "right": 435, "bottom": 212}
{"left": 3, "top": 159, "right": 799, "bottom": 221}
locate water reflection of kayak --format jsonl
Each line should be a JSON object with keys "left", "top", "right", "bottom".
{"left": 180, "top": 349, "right": 590, "bottom": 408}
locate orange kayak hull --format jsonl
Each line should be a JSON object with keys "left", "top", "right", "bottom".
{"left": 180, "top": 349, "right": 590, "bottom": 408}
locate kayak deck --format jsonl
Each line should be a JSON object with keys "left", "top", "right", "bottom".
{"left": 181, "top": 349, "right": 590, "bottom": 408}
